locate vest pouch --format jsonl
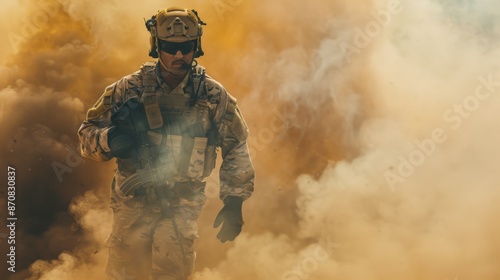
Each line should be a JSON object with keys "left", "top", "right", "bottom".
{"left": 203, "top": 144, "right": 217, "bottom": 177}
{"left": 187, "top": 137, "right": 208, "bottom": 179}
{"left": 159, "top": 135, "right": 183, "bottom": 179}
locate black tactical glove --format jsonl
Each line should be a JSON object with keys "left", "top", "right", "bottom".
{"left": 213, "top": 196, "right": 243, "bottom": 243}
{"left": 107, "top": 126, "right": 134, "bottom": 158}
{"left": 108, "top": 98, "right": 145, "bottom": 159}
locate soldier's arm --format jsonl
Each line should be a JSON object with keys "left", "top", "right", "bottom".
{"left": 217, "top": 92, "right": 255, "bottom": 201}
{"left": 78, "top": 78, "right": 131, "bottom": 162}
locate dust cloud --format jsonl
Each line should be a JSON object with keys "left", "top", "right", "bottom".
{"left": 1, "top": 0, "right": 499, "bottom": 279}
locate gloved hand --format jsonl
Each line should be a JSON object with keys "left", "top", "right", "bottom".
{"left": 107, "top": 126, "right": 135, "bottom": 158}
{"left": 213, "top": 196, "right": 243, "bottom": 243}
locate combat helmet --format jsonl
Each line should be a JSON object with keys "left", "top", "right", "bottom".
{"left": 145, "top": 7, "right": 206, "bottom": 58}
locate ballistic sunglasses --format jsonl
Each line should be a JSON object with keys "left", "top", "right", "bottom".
{"left": 158, "top": 40, "right": 196, "bottom": 55}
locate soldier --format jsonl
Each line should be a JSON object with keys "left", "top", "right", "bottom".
{"left": 78, "top": 7, "right": 255, "bottom": 280}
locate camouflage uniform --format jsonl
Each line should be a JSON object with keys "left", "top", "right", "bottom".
{"left": 78, "top": 61, "right": 254, "bottom": 280}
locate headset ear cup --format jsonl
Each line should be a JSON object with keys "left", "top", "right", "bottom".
{"left": 149, "top": 37, "right": 159, "bottom": 58}
{"left": 150, "top": 48, "right": 159, "bottom": 58}
{"left": 194, "top": 38, "right": 204, "bottom": 58}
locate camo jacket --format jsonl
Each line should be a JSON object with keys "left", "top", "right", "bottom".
{"left": 78, "top": 62, "right": 255, "bottom": 202}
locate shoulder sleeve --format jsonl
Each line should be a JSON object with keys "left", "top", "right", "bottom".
{"left": 86, "top": 84, "right": 115, "bottom": 120}
{"left": 205, "top": 76, "right": 249, "bottom": 148}
{"left": 205, "top": 76, "right": 255, "bottom": 200}
{"left": 221, "top": 94, "right": 250, "bottom": 143}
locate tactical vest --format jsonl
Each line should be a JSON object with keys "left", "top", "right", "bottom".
{"left": 135, "top": 62, "right": 217, "bottom": 183}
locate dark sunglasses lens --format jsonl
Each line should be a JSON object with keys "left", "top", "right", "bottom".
{"left": 160, "top": 41, "right": 195, "bottom": 55}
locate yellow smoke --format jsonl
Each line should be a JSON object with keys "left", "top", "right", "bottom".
{"left": 1, "top": 0, "right": 500, "bottom": 279}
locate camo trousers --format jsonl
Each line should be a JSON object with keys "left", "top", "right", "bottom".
{"left": 105, "top": 195, "right": 204, "bottom": 280}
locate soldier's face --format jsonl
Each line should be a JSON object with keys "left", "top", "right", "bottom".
{"left": 158, "top": 40, "right": 195, "bottom": 71}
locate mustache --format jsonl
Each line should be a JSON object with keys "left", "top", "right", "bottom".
{"left": 172, "top": 59, "right": 188, "bottom": 65}
{"left": 159, "top": 63, "right": 191, "bottom": 75}
{"left": 174, "top": 60, "right": 191, "bottom": 70}
{"left": 173, "top": 59, "right": 187, "bottom": 64}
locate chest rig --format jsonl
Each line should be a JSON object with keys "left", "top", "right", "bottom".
{"left": 134, "top": 62, "right": 216, "bottom": 185}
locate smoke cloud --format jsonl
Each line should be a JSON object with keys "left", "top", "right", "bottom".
{"left": 1, "top": 0, "right": 500, "bottom": 279}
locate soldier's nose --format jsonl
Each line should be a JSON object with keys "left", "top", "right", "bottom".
{"left": 174, "top": 50, "right": 183, "bottom": 58}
